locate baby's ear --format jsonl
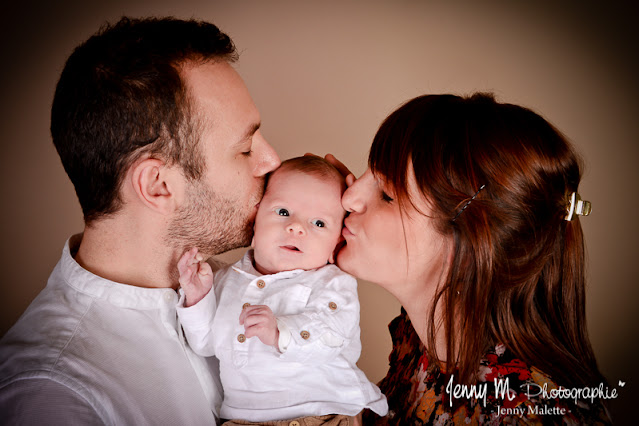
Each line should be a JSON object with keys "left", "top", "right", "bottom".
{"left": 329, "top": 234, "right": 344, "bottom": 265}
{"left": 251, "top": 225, "right": 256, "bottom": 248}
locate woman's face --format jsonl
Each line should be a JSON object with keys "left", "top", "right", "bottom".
{"left": 337, "top": 167, "right": 451, "bottom": 296}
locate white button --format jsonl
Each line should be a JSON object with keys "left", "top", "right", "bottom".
{"left": 164, "top": 292, "right": 173, "bottom": 302}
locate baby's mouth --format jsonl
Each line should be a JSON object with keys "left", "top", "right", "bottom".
{"left": 281, "top": 245, "right": 302, "bottom": 253}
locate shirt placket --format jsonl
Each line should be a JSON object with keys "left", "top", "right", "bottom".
{"left": 169, "top": 289, "right": 219, "bottom": 411}
{"left": 232, "top": 276, "right": 270, "bottom": 367}
{"left": 160, "top": 289, "right": 181, "bottom": 340}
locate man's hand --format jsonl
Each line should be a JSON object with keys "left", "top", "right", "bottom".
{"left": 177, "top": 248, "right": 213, "bottom": 307}
{"left": 239, "top": 305, "right": 279, "bottom": 348}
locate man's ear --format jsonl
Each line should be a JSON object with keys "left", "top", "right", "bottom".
{"left": 130, "top": 158, "right": 178, "bottom": 214}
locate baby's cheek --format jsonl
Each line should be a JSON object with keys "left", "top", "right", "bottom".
{"left": 323, "top": 236, "right": 340, "bottom": 262}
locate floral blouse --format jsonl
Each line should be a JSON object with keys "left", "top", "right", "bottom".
{"left": 363, "top": 309, "right": 611, "bottom": 425}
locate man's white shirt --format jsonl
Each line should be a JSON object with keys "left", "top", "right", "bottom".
{"left": 0, "top": 235, "right": 222, "bottom": 425}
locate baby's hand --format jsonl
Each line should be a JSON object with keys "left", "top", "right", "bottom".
{"left": 239, "top": 305, "right": 279, "bottom": 348}
{"left": 178, "top": 248, "right": 213, "bottom": 307}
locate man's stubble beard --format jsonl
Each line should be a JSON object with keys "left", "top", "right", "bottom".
{"left": 166, "top": 177, "right": 262, "bottom": 258}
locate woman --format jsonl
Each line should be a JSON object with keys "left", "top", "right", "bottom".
{"left": 337, "top": 93, "right": 611, "bottom": 424}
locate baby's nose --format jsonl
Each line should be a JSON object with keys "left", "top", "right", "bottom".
{"left": 286, "top": 222, "right": 306, "bottom": 236}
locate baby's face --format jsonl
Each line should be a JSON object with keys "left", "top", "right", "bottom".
{"left": 252, "top": 169, "right": 345, "bottom": 275}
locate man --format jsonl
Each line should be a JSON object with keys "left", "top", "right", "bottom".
{"left": 0, "top": 17, "right": 280, "bottom": 424}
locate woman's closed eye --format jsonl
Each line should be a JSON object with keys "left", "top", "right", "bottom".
{"left": 374, "top": 174, "right": 395, "bottom": 203}
{"left": 381, "top": 191, "right": 394, "bottom": 203}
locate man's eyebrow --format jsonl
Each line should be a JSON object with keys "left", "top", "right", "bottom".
{"left": 236, "top": 122, "right": 261, "bottom": 145}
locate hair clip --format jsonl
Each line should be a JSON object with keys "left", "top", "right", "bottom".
{"left": 565, "top": 192, "right": 591, "bottom": 221}
{"left": 453, "top": 184, "right": 486, "bottom": 221}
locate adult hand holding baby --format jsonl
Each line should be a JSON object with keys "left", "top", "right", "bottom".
{"left": 305, "top": 153, "right": 356, "bottom": 187}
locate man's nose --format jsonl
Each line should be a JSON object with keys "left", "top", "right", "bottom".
{"left": 253, "top": 133, "right": 281, "bottom": 177}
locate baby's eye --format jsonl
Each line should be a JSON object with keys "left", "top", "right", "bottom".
{"left": 275, "top": 208, "right": 289, "bottom": 216}
{"left": 311, "top": 219, "right": 326, "bottom": 228}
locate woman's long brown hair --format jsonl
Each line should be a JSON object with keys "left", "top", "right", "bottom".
{"left": 369, "top": 93, "right": 605, "bottom": 389}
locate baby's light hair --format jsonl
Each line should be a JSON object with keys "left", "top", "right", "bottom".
{"left": 267, "top": 156, "right": 346, "bottom": 193}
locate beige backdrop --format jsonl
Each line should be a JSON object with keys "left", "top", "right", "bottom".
{"left": 1, "top": 0, "right": 637, "bottom": 422}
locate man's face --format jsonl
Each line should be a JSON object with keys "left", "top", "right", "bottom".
{"left": 252, "top": 169, "right": 346, "bottom": 275}
{"left": 167, "top": 61, "right": 281, "bottom": 256}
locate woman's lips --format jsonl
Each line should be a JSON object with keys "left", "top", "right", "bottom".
{"left": 342, "top": 223, "right": 354, "bottom": 238}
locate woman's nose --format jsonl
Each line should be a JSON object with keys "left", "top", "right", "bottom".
{"left": 286, "top": 222, "right": 306, "bottom": 236}
{"left": 342, "top": 176, "right": 367, "bottom": 214}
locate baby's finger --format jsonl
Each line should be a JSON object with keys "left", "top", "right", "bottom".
{"left": 242, "top": 313, "right": 267, "bottom": 329}
{"left": 244, "top": 323, "right": 259, "bottom": 339}
{"left": 177, "top": 250, "right": 192, "bottom": 274}
{"left": 245, "top": 305, "right": 270, "bottom": 313}
{"left": 178, "top": 267, "right": 193, "bottom": 287}
{"left": 239, "top": 307, "right": 258, "bottom": 325}
{"left": 198, "top": 261, "right": 213, "bottom": 277}
{"left": 188, "top": 248, "right": 201, "bottom": 265}
{"left": 239, "top": 305, "right": 266, "bottom": 325}
{"left": 178, "top": 248, "right": 198, "bottom": 271}
{"left": 239, "top": 307, "right": 248, "bottom": 325}
{"left": 245, "top": 322, "right": 270, "bottom": 339}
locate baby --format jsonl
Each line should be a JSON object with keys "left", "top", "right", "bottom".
{"left": 176, "top": 156, "right": 388, "bottom": 423}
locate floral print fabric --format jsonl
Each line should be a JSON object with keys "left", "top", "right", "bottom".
{"left": 364, "top": 309, "right": 610, "bottom": 425}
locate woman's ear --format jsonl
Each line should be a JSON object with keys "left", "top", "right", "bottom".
{"left": 130, "top": 157, "right": 179, "bottom": 214}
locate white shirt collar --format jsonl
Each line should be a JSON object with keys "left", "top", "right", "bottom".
{"left": 231, "top": 249, "right": 306, "bottom": 281}
{"left": 60, "top": 234, "right": 178, "bottom": 309}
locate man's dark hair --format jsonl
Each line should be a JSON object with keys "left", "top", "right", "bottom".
{"left": 51, "top": 17, "right": 238, "bottom": 223}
